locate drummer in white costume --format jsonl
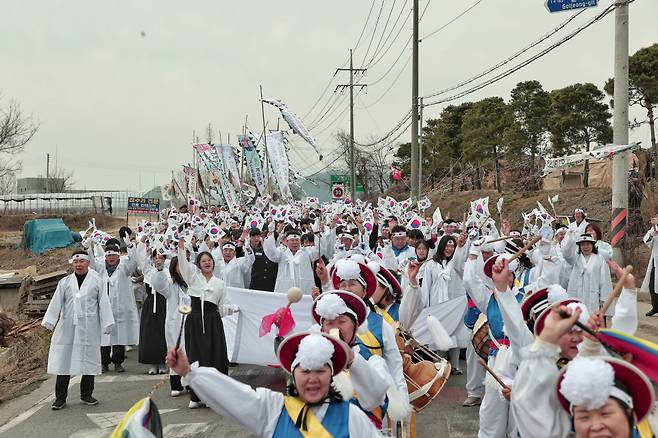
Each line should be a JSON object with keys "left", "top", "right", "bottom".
{"left": 88, "top": 240, "right": 140, "bottom": 373}
{"left": 165, "top": 331, "right": 381, "bottom": 437}
{"left": 42, "top": 250, "right": 114, "bottom": 410}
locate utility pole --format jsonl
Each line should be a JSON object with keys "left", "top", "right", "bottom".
{"left": 46, "top": 153, "right": 50, "bottom": 193}
{"left": 336, "top": 49, "right": 367, "bottom": 200}
{"left": 418, "top": 97, "right": 424, "bottom": 199}
{"left": 610, "top": 0, "right": 630, "bottom": 263}
{"left": 410, "top": 0, "right": 420, "bottom": 201}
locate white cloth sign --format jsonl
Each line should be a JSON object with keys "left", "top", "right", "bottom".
{"left": 224, "top": 287, "right": 315, "bottom": 366}
{"left": 266, "top": 132, "right": 292, "bottom": 200}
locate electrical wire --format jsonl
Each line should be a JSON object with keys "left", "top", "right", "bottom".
{"left": 360, "top": 0, "right": 386, "bottom": 66}
{"left": 423, "top": 4, "right": 615, "bottom": 107}
{"left": 365, "top": 0, "right": 399, "bottom": 67}
{"left": 422, "top": 7, "right": 588, "bottom": 99}
{"left": 420, "top": 0, "right": 485, "bottom": 41}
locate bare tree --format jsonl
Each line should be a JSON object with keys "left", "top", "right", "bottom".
{"left": 0, "top": 97, "right": 38, "bottom": 179}
{"left": 0, "top": 172, "right": 16, "bottom": 195}
{"left": 37, "top": 166, "right": 75, "bottom": 192}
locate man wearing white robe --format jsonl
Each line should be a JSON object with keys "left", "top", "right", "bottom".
{"left": 88, "top": 240, "right": 139, "bottom": 372}
{"left": 263, "top": 226, "right": 331, "bottom": 295}
{"left": 42, "top": 251, "right": 114, "bottom": 410}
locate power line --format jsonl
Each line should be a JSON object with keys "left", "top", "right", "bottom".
{"left": 420, "top": 0, "right": 484, "bottom": 41}
{"left": 365, "top": 0, "right": 399, "bottom": 66}
{"left": 425, "top": 4, "right": 615, "bottom": 106}
{"left": 360, "top": 0, "right": 385, "bottom": 66}
{"left": 422, "top": 7, "right": 588, "bottom": 100}
{"left": 423, "top": 4, "right": 615, "bottom": 107}
{"left": 367, "top": 0, "right": 407, "bottom": 66}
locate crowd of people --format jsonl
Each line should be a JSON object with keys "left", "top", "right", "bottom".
{"left": 41, "top": 196, "right": 658, "bottom": 437}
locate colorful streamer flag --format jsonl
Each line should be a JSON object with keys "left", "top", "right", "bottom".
{"left": 239, "top": 134, "right": 267, "bottom": 196}
{"left": 182, "top": 165, "right": 197, "bottom": 196}
{"left": 110, "top": 397, "right": 163, "bottom": 438}
{"left": 470, "top": 197, "right": 490, "bottom": 219}
{"left": 266, "top": 131, "right": 292, "bottom": 200}
{"left": 262, "top": 99, "right": 323, "bottom": 160}
{"left": 259, "top": 306, "right": 296, "bottom": 338}
{"left": 215, "top": 144, "right": 241, "bottom": 189}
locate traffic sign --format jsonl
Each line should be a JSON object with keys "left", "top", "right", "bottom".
{"left": 545, "top": 0, "right": 597, "bottom": 13}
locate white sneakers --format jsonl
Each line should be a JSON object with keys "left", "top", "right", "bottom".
{"left": 188, "top": 400, "right": 204, "bottom": 409}
{"left": 171, "top": 390, "right": 182, "bottom": 397}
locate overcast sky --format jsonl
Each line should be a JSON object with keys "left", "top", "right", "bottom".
{"left": 2, "top": 0, "right": 657, "bottom": 193}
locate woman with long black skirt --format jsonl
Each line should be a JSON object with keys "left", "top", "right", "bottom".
{"left": 135, "top": 246, "right": 168, "bottom": 374}
{"left": 176, "top": 238, "right": 239, "bottom": 408}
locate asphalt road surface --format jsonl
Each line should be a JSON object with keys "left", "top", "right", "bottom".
{"left": 0, "top": 347, "right": 480, "bottom": 437}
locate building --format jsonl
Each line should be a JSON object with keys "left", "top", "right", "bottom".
{"left": 16, "top": 177, "right": 65, "bottom": 194}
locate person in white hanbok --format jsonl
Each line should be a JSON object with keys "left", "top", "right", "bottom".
{"left": 42, "top": 251, "right": 114, "bottom": 410}
{"left": 88, "top": 241, "right": 140, "bottom": 373}
{"left": 211, "top": 242, "right": 254, "bottom": 288}
{"left": 264, "top": 227, "right": 330, "bottom": 295}
{"left": 150, "top": 254, "right": 192, "bottom": 396}
{"left": 585, "top": 222, "right": 613, "bottom": 261}
{"left": 176, "top": 239, "right": 239, "bottom": 408}
{"left": 420, "top": 234, "right": 469, "bottom": 374}
{"left": 562, "top": 233, "right": 613, "bottom": 314}
{"left": 165, "top": 331, "right": 381, "bottom": 437}
{"left": 641, "top": 218, "right": 658, "bottom": 316}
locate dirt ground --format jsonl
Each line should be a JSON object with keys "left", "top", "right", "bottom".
{"left": 0, "top": 213, "right": 125, "bottom": 404}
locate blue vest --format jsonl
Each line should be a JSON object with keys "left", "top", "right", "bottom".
{"left": 273, "top": 399, "right": 350, "bottom": 438}
{"left": 356, "top": 311, "right": 385, "bottom": 360}
{"left": 486, "top": 291, "right": 523, "bottom": 357}
{"left": 387, "top": 302, "right": 400, "bottom": 322}
{"left": 464, "top": 305, "right": 481, "bottom": 330}
{"left": 518, "top": 268, "right": 533, "bottom": 295}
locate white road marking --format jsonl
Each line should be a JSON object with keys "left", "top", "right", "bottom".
{"left": 163, "top": 423, "right": 211, "bottom": 437}
{"left": 86, "top": 409, "right": 178, "bottom": 429}
{"left": 0, "top": 376, "right": 80, "bottom": 435}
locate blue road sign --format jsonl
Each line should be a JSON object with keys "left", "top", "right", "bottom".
{"left": 545, "top": 0, "right": 598, "bottom": 13}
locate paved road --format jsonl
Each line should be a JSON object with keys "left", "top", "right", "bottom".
{"left": 0, "top": 348, "right": 480, "bottom": 437}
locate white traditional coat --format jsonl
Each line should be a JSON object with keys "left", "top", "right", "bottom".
{"left": 263, "top": 234, "right": 324, "bottom": 295}
{"left": 149, "top": 267, "right": 191, "bottom": 353}
{"left": 641, "top": 227, "right": 658, "bottom": 293}
{"left": 562, "top": 232, "right": 613, "bottom": 313}
{"left": 42, "top": 270, "right": 114, "bottom": 375}
{"left": 89, "top": 247, "right": 140, "bottom": 346}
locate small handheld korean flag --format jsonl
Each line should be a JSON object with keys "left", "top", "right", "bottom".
{"left": 407, "top": 213, "right": 425, "bottom": 230}
{"left": 306, "top": 196, "right": 319, "bottom": 207}
{"left": 418, "top": 196, "right": 431, "bottom": 211}
{"left": 248, "top": 214, "right": 264, "bottom": 230}
{"left": 432, "top": 206, "right": 443, "bottom": 225}
{"left": 205, "top": 222, "right": 224, "bottom": 241}
{"left": 470, "top": 197, "right": 490, "bottom": 219}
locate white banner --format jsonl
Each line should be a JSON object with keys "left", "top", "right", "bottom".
{"left": 224, "top": 287, "right": 315, "bottom": 366}
{"left": 266, "top": 131, "right": 292, "bottom": 200}
{"left": 239, "top": 135, "right": 267, "bottom": 197}
{"left": 216, "top": 143, "right": 241, "bottom": 189}
{"left": 542, "top": 143, "right": 638, "bottom": 175}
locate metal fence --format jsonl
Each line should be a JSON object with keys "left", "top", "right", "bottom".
{"left": 0, "top": 191, "right": 148, "bottom": 215}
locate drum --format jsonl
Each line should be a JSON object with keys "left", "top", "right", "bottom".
{"left": 397, "top": 329, "right": 442, "bottom": 363}
{"left": 402, "top": 354, "right": 451, "bottom": 412}
{"left": 471, "top": 314, "right": 490, "bottom": 361}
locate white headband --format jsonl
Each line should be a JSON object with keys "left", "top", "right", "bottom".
{"left": 392, "top": 231, "right": 406, "bottom": 238}
{"left": 69, "top": 254, "right": 90, "bottom": 263}
{"left": 222, "top": 243, "right": 236, "bottom": 250}
{"left": 104, "top": 250, "right": 120, "bottom": 256}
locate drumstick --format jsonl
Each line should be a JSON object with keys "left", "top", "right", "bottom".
{"left": 508, "top": 235, "right": 541, "bottom": 263}
{"left": 478, "top": 358, "right": 510, "bottom": 390}
{"left": 599, "top": 265, "right": 633, "bottom": 316}
{"left": 486, "top": 235, "right": 510, "bottom": 244}
{"left": 477, "top": 216, "right": 490, "bottom": 231}
{"left": 462, "top": 212, "right": 468, "bottom": 230}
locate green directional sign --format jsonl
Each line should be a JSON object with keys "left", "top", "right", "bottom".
{"left": 330, "top": 175, "right": 364, "bottom": 193}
